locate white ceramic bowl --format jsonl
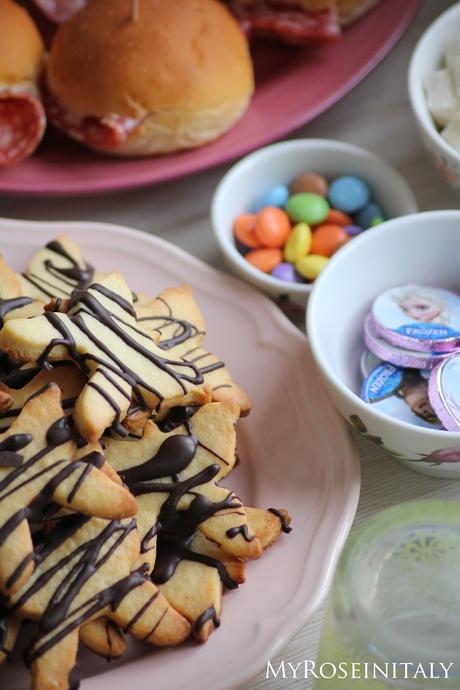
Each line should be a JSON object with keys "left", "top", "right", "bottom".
{"left": 308, "top": 210, "right": 460, "bottom": 480}
{"left": 211, "top": 139, "right": 417, "bottom": 304}
{"left": 409, "top": 2, "right": 460, "bottom": 189}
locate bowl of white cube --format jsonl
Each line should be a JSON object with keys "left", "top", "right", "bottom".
{"left": 409, "top": 1, "right": 460, "bottom": 189}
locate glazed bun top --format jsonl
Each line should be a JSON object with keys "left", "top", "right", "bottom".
{"left": 0, "top": 0, "right": 45, "bottom": 85}
{"left": 47, "top": 0, "right": 254, "bottom": 119}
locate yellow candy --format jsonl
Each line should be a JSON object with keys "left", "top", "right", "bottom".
{"left": 284, "top": 222, "right": 311, "bottom": 263}
{"left": 295, "top": 254, "right": 329, "bottom": 281}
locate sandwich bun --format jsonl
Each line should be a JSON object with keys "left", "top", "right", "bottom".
{"left": 0, "top": 0, "right": 45, "bottom": 86}
{"left": 47, "top": 0, "right": 255, "bottom": 156}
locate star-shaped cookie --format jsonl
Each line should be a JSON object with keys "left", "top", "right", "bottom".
{"left": 0, "top": 256, "right": 43, "bottom": 328}
{"left": 10, "top": 515, "right": 190, "bottom": 690}
{"left": 81, "top": 506, "right": 291, "bottom": 647}
{"left": 104, "top": 401, "right": 261, "bottom": 569}
{"left": 135, "top": 286, "right": 252, "bottom": 416}
{"left": 0, "top": 384, "right": 136, "bottom": 596}
{"left": 18, "top": 236, "right": 94, "bottom": 303}
{"left": 101, "top": 402, "right": 260, "bottom": 640}
{"left": 0, "top": 604, "right": 19, "bottom": 665}
{"left": 0, "top": 274, "right": 210, "bottom": 441}
{"left": 0, "top": 362, "right": 86, "bottom": 431}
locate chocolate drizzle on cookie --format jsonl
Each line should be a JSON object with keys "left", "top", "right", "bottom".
{"left": 67, "top": 450, "right": 104, "bottom": 503}
{"left": 139, "top": 296, "right": 226, "bottom": 378}
{"left": 193, "top": 605, "right": 220, "bottom": 637}
{"left": 12, "top": 515, "right": 147, "bottom": 664}
{"left": 118, "top": 419, "right": 242, "bottom": 590}
{"left": 1, "top": 364, "right": 44, "bottom": 390}
{"left": 268, "top": 508, "right": 292, "bottom": 534}
{"left": 225, "top": 525, "right": 255, "bottom": 542}
{"left": 0, "top": 297, "right": 34, "bottom": 330}
{"left": 0, "top": 402, "right": 132, "bottom": 593}
{"left": 157, "top": 405, "right": 198, "bottom": 433}
{"left": 0, "top": 414, "right": 77, "bottom": 588}
{"left": 158, "top": 407, "right": 230, "bottom": 466}
{"left": 182, "top": 348, "right": 226, "bottom": 376}
{"left": 0, "top": 388, "right": 77, "bottom": 431}
{"left": 0, "top": 361, "right": 76, "bottom": 391}
{"left": 36, "top": 283, "right": 204, "bottom": 418}
{"left": 21, "top": 239, "right": 94, "bottom": 300}
{"left": 138, "top": 296, "right": 204, "bottom": 350}
{"left": 0, "top": 598, "right": 12, "bottom": 661}
{"left": 68, "top": 664, "right": 82, "bottom": 690}
{"left": 103, "top": 619, "right": 124, "bottom": 660}
{"left": 45, "top": 240, "right": 94, "bottom": 290}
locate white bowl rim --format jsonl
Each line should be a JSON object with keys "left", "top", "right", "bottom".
{"left": 211, "top": 138, "right": 418, "bottom": 295}
{"left": 408, "top": 1, "right": 460, "bottom": 164}
{"left": 307, "top": 209, "right": 460, "bottom": 442}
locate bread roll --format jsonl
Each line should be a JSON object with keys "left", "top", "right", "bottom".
{"left": 47, "top": 0, "right": 255, "bottom": 156}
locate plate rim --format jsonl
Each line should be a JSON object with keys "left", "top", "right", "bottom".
{"left": 0, "top": 218, "right": 361, "bottom": 690}
{"left": 0, "top": 0, "right": 421, "bottom": 197}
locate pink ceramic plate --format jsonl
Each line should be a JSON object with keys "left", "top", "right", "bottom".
{"left": 0, "top": 219, "right": 360, "bottom": 690}
{"left": 0, "top": 1, "right": 420, "bottom": 196}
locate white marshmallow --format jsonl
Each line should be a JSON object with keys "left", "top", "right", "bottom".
{"left": 424, "top": 69, "right": 458, "bottom": 127}
{"left": 448, "top": 55, "right": 460, "bottom": 97}
{"left": 445, "top": 36, "right": 460, "bottom": 70}
{"left": 442, "top": 112, "right": 460, "bottom": 151}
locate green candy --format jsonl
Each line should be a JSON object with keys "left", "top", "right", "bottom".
{"left": 370, "top": 216, "right": 385, "bottom": 227}
{"left": 285, "top": 193, "right": 330, "bottom": 225}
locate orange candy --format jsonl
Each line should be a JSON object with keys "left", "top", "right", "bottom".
{"left": 255, "top": 207, "right": 291, "bottom": 248}
{"left": 310, "top": 224, "right": 350, "bottom": 257}
{"left": 245, "top": 248, "right": 283, "bottom": 273}
{"left": 326, "top": 209, "right": 352, "bottom": 226}
{"left": 234, "top": 214, "right": 261, "bottom": 249}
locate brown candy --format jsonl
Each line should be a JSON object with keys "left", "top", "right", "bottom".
{"left": 289, "top": 172, "right": 329, "bottom": 197}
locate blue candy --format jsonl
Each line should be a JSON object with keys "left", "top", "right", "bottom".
{"left": 354, "top": 202, "right": 386, "bottom": 229}
{"left": 252, "top": 184, "right": 289, "bottom": 212}
{"left": 328, "top": 176, "right": 370, "bottom": 214}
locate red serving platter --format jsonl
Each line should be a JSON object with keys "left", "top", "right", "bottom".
{"left": 0, "top": 0, "right": 420, "bottom": 196}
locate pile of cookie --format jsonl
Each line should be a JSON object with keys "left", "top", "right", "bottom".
{"left": 0, "top": 237, "right": 291, "bottom": 690}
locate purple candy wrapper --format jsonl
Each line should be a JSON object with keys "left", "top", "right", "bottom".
{"left": 428, "top": 355, "right": 460, "bottom": 432}
{"left": 372, "top": 285, "right": 460, "bottom": 353}
{"left": 364, "top": 314, "right": 455, "bottom": 370}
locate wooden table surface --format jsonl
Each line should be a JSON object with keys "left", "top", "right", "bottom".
{"left": 2, "top": 2, "right": 460, "bottom": 688}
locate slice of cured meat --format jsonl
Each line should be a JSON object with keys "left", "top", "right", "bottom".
{"left": 45, "top": 89, "right": 139, "bottom": 151}
{"left": 227, "top": 2, "right": 341, "bottom": 44}
{"left": 0, "top": 92, "right": 46, "bottom": 166}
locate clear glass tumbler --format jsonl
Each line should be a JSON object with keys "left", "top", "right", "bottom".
{"left": 314, "top": 500, "right": 460, "bottom": 689}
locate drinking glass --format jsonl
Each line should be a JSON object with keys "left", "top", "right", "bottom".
{"left": 314, "top": 500, "right": 460, "bottom": 689}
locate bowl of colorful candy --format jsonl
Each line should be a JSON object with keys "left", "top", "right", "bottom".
{"left": 211, "top": 139, "right": 417, "bottom": 304}
{"left": 409, "top": 2, "right": 460, "bottom": 189}
{"left": 308, "top": 210, "right": 460, "bottom": 480}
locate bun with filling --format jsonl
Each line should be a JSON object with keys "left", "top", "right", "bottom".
{"left": 46, "top": 0, "right": 255, "bottom": 157}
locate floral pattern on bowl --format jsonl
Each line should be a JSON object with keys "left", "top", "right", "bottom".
{"left": 349, "top": 415, "right": 460, "bottom": 473}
